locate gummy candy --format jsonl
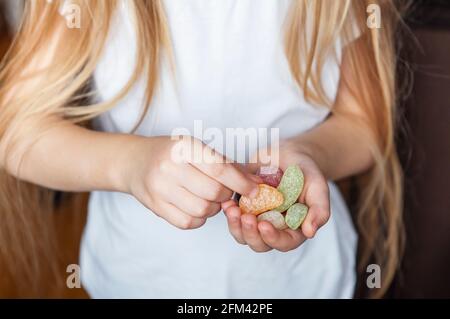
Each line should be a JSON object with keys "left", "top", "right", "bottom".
{"left": 239, "top": 184, "right": 284, "bottom": 215}
{"left": 275, "top": 165, "right": 304, "bottom": 212}
{"left": 256, "top": 166, "right": 283, "bottom": 188}
{"left": 285, "top": 203, "right": 308, "bottom": 230}
{"left": 257, "top": 210, "right": 288, "bottom": 230}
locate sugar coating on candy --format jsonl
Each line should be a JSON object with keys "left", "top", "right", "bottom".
{"left": 285, "top": 203, "right": 308, "bottom": 230}
{"left": 256, "top": 166, "right": 283, "bottom": 188}
{"left": 257, "top": 210, "right": 288, "bottom": 230}
{"left": 275, "top": 165, "right": 304, "bottom": 212}
{"left": 239, "top": 184, "right": 284, "bottom": 215}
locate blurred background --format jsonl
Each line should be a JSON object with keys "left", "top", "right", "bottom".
{"left": 0, "top": 0, "right": 449, "bottom": 298}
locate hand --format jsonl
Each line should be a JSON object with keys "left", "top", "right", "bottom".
{"left": 222, "top": 146, "right": 330, "bottom": 252}
{"left": 123, "top": 136, "right": 260, "bottom": 230}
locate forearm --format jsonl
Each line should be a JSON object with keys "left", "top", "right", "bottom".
{"left": 286, "top": 114, "right": 375, "bottom": 181}
{"left": 2, "top": 120, "right": 145, "bottom": 193}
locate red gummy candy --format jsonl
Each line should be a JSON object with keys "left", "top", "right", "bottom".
{"left": 256, "top": 166, "right": 283, "bottom": 188}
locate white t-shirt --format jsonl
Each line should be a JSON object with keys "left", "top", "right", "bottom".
{"left": 80, "top": 0, "right": 357, "bottom": 298}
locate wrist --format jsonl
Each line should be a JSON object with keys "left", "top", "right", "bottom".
{"left": 108, "top": 134, "right": 150, "bottom": 194}
{"left": 280, "top": 139, "right": 329, "bottom": 178}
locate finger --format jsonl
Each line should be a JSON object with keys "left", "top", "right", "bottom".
{"left": 224, "top": 203, "right": 246, "bottom": 244}
{"left": 221, "top": 199, "right": 237, "bottom": 211}
{"left": 302, "top": 178, "right": 330, "bottom": 238}
{"left": 301, "top": 204, "right": 330, "bottom": 239}
{"left": 258, "top": 222, "right": 306, "bottom": 252}
{"left": 175, "top": 163, "right": 234, "bottom": 202}
{"left": 166, "top": 186, "right": 221, "bottom": 218}
{"left": 241, "top": 214, "right": 271, "bottom": 252}
{"left": 235, "top": 163, "right": 264, "bottom": 183}
{"left": 247, "top": 173, "right": 264, "bottom": 184}
{"left": 244, "top": 162, "right": 260, "bottom": 175}
{"left": 157, "top": 201, "right": 207, "bottom": 230}
{"left": 190, "top": 147, "right": 259, "bottom": 198}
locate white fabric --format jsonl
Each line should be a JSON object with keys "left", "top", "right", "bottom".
{"left": 80, "top": 0, "right": 357, "bottom": 298}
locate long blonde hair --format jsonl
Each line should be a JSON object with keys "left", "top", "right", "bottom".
{"left": 0, "top": 0, "right": 409, "bottom": 297}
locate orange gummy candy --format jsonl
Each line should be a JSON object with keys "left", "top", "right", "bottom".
{"left": 239, "top": 184, "right": 284, "bottom": 215}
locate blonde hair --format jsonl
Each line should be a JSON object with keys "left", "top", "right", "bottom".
{"left": 0, "top": 0, "right": 409, "bottom": 297}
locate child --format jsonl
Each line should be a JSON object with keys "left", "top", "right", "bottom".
{"left": 0, "top": 0, "right": 406, "bottom": 298}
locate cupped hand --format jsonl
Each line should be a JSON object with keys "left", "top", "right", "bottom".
{"left": 223, "top": 147, "right": 330, "bottom": 252}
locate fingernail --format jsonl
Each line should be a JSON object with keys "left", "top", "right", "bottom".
{"left": 249, "top": 174, "right": 263, "bottom": 184}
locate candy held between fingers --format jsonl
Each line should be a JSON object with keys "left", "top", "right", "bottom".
{"left": 239, "top": 184, "right": 284, "bottom": 215}
{"left": 257, "top": 210, "right": 288, "bottom": 230}
{"left": 285, "top": 203, "right": 308, "bottom": 230}
{"left": 256, "top": 166, "right": 283, "bottom": 188}
{"left": 275, "top": 165, "right": 304, "bottom": 212}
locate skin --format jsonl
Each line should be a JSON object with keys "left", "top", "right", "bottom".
{"left": 223, "top": 40, "right": 375, "bottom": 252}
{"left": 1, "top": 27, "right": 374, "bottom": 251}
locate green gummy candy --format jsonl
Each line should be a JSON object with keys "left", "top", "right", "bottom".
{"left": 275, "top": 165, "right": 304, "bottom": 212}
{"left": 285, "top": 203, "right": 308, "bottom": 230}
